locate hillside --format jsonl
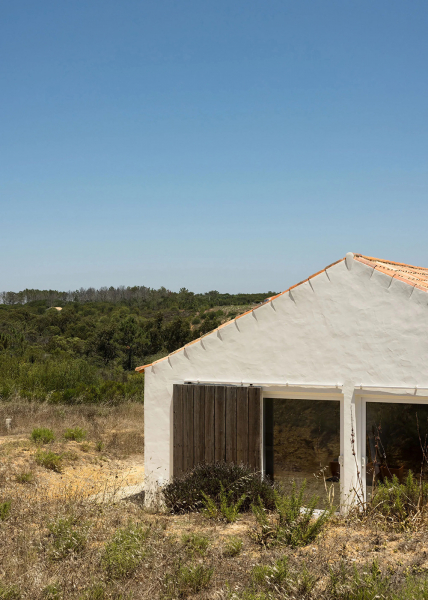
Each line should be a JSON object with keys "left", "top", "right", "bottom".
{"left": 0, "top": 287, "right": 275, "bottom": 404}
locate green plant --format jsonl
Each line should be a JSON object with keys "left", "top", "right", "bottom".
{"left": 78, "top": 584, "right": 106, "bottom": 600}
{"left": 35, "top": 449, "right": 63, "bottom": 472}
{"left": 163, "top": 462, "right": 275, "bottom": 513}
{"left": 31, "top": 427, "right": 54, "bottom": 444}
{"left": 63, "top": 427, "right": 87, "bottom": 442}
{"left": 0, "top": 583, "right": 21, "bottom": 600}
{"left": 251, "top": 481, "right": 332, "bottom": 547}
{"left": 223, "top": 536, "right": 243, "bottom": 557}
{"left": 95, "top": 440, "right": 105, "bottom": 452}
{"left": 15, "top": 471, "right": 34, "bottom": 484}
{"left": 328, "top": 560, "right": 390, "bottom": 599}
{"left": 251, "top": 556, "right": 315, "bottom": 597}
{"left": 164, "top": 563, "right": 213, "bottom": 597}
{"left": 202, "top": 483, "right": 246, "bottom": 522}
{"left": 102, "top": 522, "right": 150, "bottom": 579}
{"left": 369, "top": 471, "right": 428, "bottom": 527}
{"left": 182, "top": 532, "right": 210, "bottom": 555}
{"left": 0, "top": 501, "right": 11, "bottom": 521}
{"left": 42, "top": 583, "right": 61, "bottom": 599}
{"left": 48, "top": 516, "right": 87, "bottom": 559}
{"left": 252, "top": 555, "right": 290, "bottom": 587}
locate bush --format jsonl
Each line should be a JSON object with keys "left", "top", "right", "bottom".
{"left": 48, "top": 516, "right": 87, "bottom": 559}
{"left": 15, "top": 471, "right": 33, "bottom": 484}
{"left": 63, "top": 427, "right": 86, "bottom": 442}
{"left": 35, "top": 450, "right": 63, "bottom": 472}
{"left": 223, "top": 536, "right": 243, "bottom": 557}
{"left": 164, "top": 563, "right": 213, "bottom": 597}
{"left": 162, "top": 462, "right": 275, "bottom": 513}
{"left": 0, "top": 501, "right": 11, "bottom": 521}
{"left": 369, "top": 471, "right": 428, "bottom": 526}
{"left": 251, "top": 556, "right": 315, "bottom": 597}
{"left": 182, "top": 532, "right": 209, "bottom": 556}
{"left": 102, "top": 522, "right": 149, "bottom": 579}
{"left": 251, "top": 481, "right": 332, "bottom": 547}
{"left": 31, "top": 427, "right": 54, "bottom": 444}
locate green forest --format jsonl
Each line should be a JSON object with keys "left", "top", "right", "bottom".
{"left": 0, "top": 286, "right": 275, "bottom": 405}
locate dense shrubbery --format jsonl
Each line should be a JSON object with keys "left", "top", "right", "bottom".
{"left": 162, "top": 462, "right": 276, "bottom": 513}
{"left": 0, "top": 288, "right": 269, "bottom": 404}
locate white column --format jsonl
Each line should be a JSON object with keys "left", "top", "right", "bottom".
{"left": 340, "top": 383, "right": 360, "bottom": 513}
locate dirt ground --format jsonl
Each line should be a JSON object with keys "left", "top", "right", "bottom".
{"left": 2, "top": 402, "right": 428, "bottom": 599}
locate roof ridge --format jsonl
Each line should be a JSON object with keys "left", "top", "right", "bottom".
{"left": 135, "top": 256, "right": 345, "bottom": 372}
{"left": 355, "top": 254, "right": 428, "bottom": 273}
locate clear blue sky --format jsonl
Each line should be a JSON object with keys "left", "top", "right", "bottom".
{"left": 1, "top": 1, "right": 427, "bottom": 293}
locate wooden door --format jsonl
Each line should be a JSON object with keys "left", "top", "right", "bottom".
{"left": 172, "top": 384, "right": 261, "bottom": 477}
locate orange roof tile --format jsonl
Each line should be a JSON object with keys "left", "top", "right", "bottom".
{"left": 354, "top": 254, "right": 428, "bottom": 291}
{"left": 135, "top": 253, "right": 428, "bottom": 372}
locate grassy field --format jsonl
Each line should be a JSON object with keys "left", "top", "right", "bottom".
{"left": 2, "top": 403, "right": 428, "bottom": 599}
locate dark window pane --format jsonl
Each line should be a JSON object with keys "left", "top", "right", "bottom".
{"left": 265, "top": 398, "right": 340, "bottom": 508}
{"left": 366, "top": 402, "right": 428, "bottom": 498}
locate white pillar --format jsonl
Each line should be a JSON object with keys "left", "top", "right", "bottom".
{"left": 340, "top": 384, "right": 361, "bottom": 513}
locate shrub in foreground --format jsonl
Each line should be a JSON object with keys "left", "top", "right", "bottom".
{"left": 0, "top": 501, "right": 11, "bottom": 521}
{"left": 63, "top": 427, "right": 87, "bottom": 442}
{"left": 164, "top": 563, "right": 214, "bottom": 597}
{"left": 163, "top": 462, "right": 275, "bottom": 513}
{"left": 102, "top": 522, "right": 150, "bottom": 579}
{"left": 48, "top": 516, "right": 87, "bottom": 560}
{"left": 35, "top": 449, "right": 63, "bottom": 472}
{"left": 369, "top": 470, "right": 428, "bottom": 526}
{"left": 31, "top": 427, "right": 54, "bottom": 444}
{"left": 252, "top": 481, "right": 332, "bottom": 547}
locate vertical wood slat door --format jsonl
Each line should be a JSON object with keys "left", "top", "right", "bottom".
{"left": 173, "top": 384, "right": 261, "bottom": 477}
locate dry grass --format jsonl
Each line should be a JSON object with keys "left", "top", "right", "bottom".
{"left": 2, "top": 403, "right": 428, "bottom": 598}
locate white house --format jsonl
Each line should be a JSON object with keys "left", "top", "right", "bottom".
{"left": 136, "top": 253, "right": 428, "bottom": 509}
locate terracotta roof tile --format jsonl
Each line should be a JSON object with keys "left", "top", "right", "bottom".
{"left": 354, "top": 254, "right": 428, "bottom": 291}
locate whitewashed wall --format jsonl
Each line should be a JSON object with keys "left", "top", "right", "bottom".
{"left": 143, "top": 254, "right": 428, "bottom": 504}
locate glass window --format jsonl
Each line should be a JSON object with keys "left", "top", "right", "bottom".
{"left": 366, "top": 402, "right": 428, "bottom": 499}
{"left": 264, "top": 398, "right": 340, "bottom": 508}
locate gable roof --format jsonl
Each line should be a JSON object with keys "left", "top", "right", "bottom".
{"left": 135, "top": 253, "right": 428, "bottom": 372}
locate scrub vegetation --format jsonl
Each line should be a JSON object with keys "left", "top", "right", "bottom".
{"left": 0, "top": 286, "right": 272, "bottom": 404}
{"left": 2, "top": 407, "right": 428, "bottom": 599}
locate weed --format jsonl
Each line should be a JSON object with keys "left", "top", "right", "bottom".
{"left": 47, "top": 516, "right": 87, "bottom": 559}
{"left": 164, "top": 563, "right": 214, "bottom": 597}
{"left": 369, "top": 471, "right": 428, "bottom": 527}
{"left": 31, "top": 427, "right": 54, "bottom": 444}
{"left": 42, "top": 583, "right": 61, "bottom": 599}
{"left": 0, "top": 583, "right": 21, "bottom": 600}
{"left": 35, "top": 449, "right": 63, "bottom": 472}
{"left": 95, "top": 441, "right": 105, "bottom": 452}
{"left": 203, "top": 484, "right": 246, "bottom": 522}
{"left": 78, "top": 584, "right": 105, "bottom": 600}
{"left": 102, "top": 522, "right": 150, "bottom": 579}
{"left": 328, "top": 560, "right": 389, "bottom": 599}
{"left": 251, "top": 556, "right": 315, "bottom": 597}
{"left": 0, "top": 501, "right": 11, "bottom": 521}
{"left": 252, "top": 481, "right": 332, "bottom": 547}
{"left": 63, "top": 427, "right": 87, "bottom": 442}
{"left": 80, "top": 442, "right": 90, "bottom": 452}
{"left": 15, "top": 471, "right": 34, "bottom": 484}
{"left": 223, "top": 536, "right": 243, "bottom": 557}
{"left": 182, "top": 532, "right": 210, "bottom": 556}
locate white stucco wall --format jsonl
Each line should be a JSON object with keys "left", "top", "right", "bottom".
{"left": 143, "top": 255, "right": 428, "bottom": 504}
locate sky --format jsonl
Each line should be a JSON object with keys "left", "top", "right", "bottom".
{"left": 1, "top": 0, "right": 427, "bottom": 294}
